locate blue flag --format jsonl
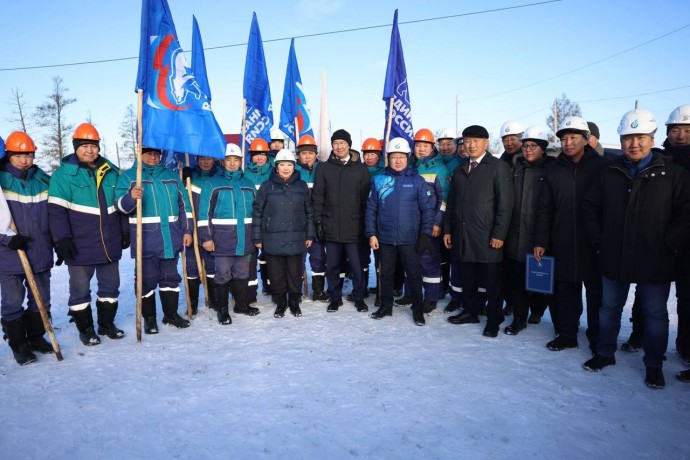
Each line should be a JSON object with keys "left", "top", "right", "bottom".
{"left": 0, "top": 136, "right": 5, "bottom": 160}
{"left": 135, "top": 0, "right": 226, "bottom": 159}
{"left": 382, "top": 9, "right": 413, "bottom": 148}
{"left": 192, "top": 16, "right": 211, "bottom": 103}
{"left": 242, "top": 13, "right": 273, "bottom": 153}
{"left": 279, "top": 39, "right": 314, "bottom": 143}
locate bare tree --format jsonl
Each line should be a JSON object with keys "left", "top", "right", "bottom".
{"left": 7, "top": 87, "right": 31, "bottom": 132}
{"left": 546, "top": 93, "right": 582, "bottom": 135}
{"left": 490, "top": 137, "right": 503, "bottom": 156}
{"left": 34, "top": 76, "right": 76, "bottom": 167}
{"left": 119, "top": 104, "right": 138, "bottom": 164}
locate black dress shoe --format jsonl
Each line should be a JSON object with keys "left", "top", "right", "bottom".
{"left": 371, "top": 306, "right": 392, "bottom": 319}
{"left": 483, "top": 324, "right": 499, "bottom": 338}
{"left": 355, "top": 300, "right": 369, "bottom": 312}
{"left": 327, "top": 299, "right": 343, "bottom": 312}
{"left": 448, "top": 311, "right": 480, "bottom": 325}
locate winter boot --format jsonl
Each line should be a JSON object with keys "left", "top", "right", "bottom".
{"left": 2, "top": 317, "right": 37, "bottom": 365}
{"left": 395, "top": 295, "right": 412, "bottom": 306}
{"left": 206, "top": 276, "right": 220, "bottom": 311}
{"left": 422, "top": 301, "right": 437, "bottom": 314}
{"left": 645, "top": 367, "right": 665, "bottom": 389}
{"left": 187, "top": 277, "right": 201, "bottom": 315}
{"left": 68, "top": 306, "right": 101, "bottom": 346}
{"left": 504, "top": 317, "right": 527, "bottom": 336}
{"left": 23, "top": 311, "right": 54, "bottom": 354}
{"left": 259, "top": 263, "right": 271, "bottom": 295}
{"left": 274, "top": 294, "right": 288, "bottom": 318}
{"left": 412, "top": 306, "right": 425, "bottom": 326}
{"left": 141, "top": 294, "right": 158, "bottom": 334}
{"left": 371, "top": 305, "right": 392, "bottom": 320}
{"left": 160, "top": 290, "right": 190, "bottom": 328}
{"left": 311, "top": 275, "right": 330, "bottom": 302}
{"left": 288, "top": 293, "right": 302, "bottom": 317}
{"left": 232, "top": 279, "right": 260, "bottom": 316}
{"left": 444, "top": 299, "right": 463, "bottom": 313}
{"left": 215, "top": 282, "right": 232, "bottom": 325}
{"left": 583, "top": 354, "right": 616, "bottom": 372}
{"left": 96, "top": 300, "right": 125, "bottom": 340}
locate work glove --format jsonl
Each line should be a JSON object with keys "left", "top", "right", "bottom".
{"left": 182, "top": 167, "right": 193, "bottom": 182}
{"left": 55, "top": 237, "right": 78, "bottom": 266}
{"left": 415, "top": 233, "right": 435, "bottom": 255}
{"left": 315, "top": 223, "right": 325, "bottom": 241}
{"left": 7, "top": 235, "right": 30, "bottom": 251}
{"left": 122, "top": 233, "right": 131, "bottom": 249}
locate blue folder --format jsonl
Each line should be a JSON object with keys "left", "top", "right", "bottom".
{"left": 525, "top": 254, "right": 555, "bottom": 294}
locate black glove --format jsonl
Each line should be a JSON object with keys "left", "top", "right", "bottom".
{"left": 7, "top": 235, "right": 30, "bottom": 251}
{"left": 54, "top": 237, "right": 78, "bottom": 266}
{"left": 122, "top": 233, "right": 131, "bottom": 249}
{"left": 315, "top": 223, "right": 325, "bottom": 241}
{"left": 415, "top": 233, "right": 435, "bottom": 255}
{"left": 182, "top": 167, "right": 193, "bottom": 182}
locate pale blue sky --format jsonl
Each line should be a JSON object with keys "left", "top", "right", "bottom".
{"left": 1, "top": 0, "right": 689, "bottom": 159}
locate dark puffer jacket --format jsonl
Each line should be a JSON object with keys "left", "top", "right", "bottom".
{"left": 534, "top": 146, "right": 610, "bottom": 282}
{"left": 312, "top": 156, "right": 370, "bottom": 243}
{"left": 504, "top": 156, "right": 553, "bottom": 262}
{"left": 582, "top": 151, "right": 690, "bottom": 283}
{"left": 252, "top": 170, "right": 315, "bottom": 256}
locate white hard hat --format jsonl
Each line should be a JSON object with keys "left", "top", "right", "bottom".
{"left": 437, "top": 128, "right": 455, "bottom": 140}
{"left": 274, "top": 148, "right": 296, "bottom": 163}
{"left": 556, "top": 116, "right": 589, "bottom": 139}
{"left": 225, "top": 143, "right": 242, "bottom": 158}
{"left": 617, "top": 109, "right": 658, "bottom": 136}
{"left": 522, "top": 125, "right": 550, "bottom": 143}
{"left": 386, "top": 137, "right": 411, "bottom": 155}
{"left": 665, "top": 105, "right": 690, "bottom": 126}
{"left": 500, "top": 121, "right": 524, "bottom": 138}
{"left": 270, "top": 127, "right": 285, "bottom": 141}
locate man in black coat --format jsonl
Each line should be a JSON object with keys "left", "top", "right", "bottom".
{"left": 534, "top": 116, "right": 610, "bottom": 353}
{"left": 581, "top": 109, "right": 690, "bottom": 389}
{"left": 443, "top": 125, "right": 514, "bottom": 337}
{"left": 312, "top": 129, "right": 371, "bottom": 313}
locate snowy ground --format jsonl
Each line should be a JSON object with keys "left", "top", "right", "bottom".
{"left": 1, "top": 256, "right": 689, "bottom": 460}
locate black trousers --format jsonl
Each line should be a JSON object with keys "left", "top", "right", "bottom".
{"left": 505, "top": 259, "right": 552, "bottom": 320}
{"left": 266, "top": 254, "right": 304, "bottom": 297}
{"left": 379, "top": 244, "right": 423, "bottom": 310}
{"left": 461, "top": 262, "right": 504, "bottom": 326}
{"left": 556, "top": 279, "right": 602, "bottom": 349}
{"left": 326, "top": 242, "right": 365, "bottom": 301}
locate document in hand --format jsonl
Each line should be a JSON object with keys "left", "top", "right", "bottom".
{"left": 525, "top": 254, "right": 555, "bottom": 295}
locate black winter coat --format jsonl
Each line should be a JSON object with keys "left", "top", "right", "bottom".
{"left": 443, "top": 153, "right": 514, "bottom": 263}
{"left": 252, "top": 171, "right": 315, "bottom": 256}
{"left": 582, "top": 151, "right": 690, "bottom": 283}
{"left": 534, "top": 146, "right": 610, "bottom": 282}
{"left": 504, "top": 156, "right": 553, "bottom": 262}
{"left": 312, "top": 156, "right": 370, "bottom": 243}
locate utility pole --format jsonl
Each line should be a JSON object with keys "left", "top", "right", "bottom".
{"left": 635, "top": 99, "right": 639, "bottom": 109}
{"left": 552, "top": 99, "right": 558, "bottom": 134}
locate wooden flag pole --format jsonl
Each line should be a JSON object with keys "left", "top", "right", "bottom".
{"left": 383, "top": 98, "right": 394, "bottom": 167}
{"left": 178, "top": 161, "right": 193, "bottom": 319}
{"left": 185, "top": 153, "right": 209, "bottom": 309}
{"left": 241, "top": 99, "right": 247, "bottom": 171}
{"left": 9, "top": 221, "right": 62, "bottom": 361}
{"left": 135, "top": 89, "right": 144, "bottom": 342}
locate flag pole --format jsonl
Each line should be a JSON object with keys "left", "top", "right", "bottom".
{"left": 185, "top": 153, "right": 209, "bottom": 309}
{"left": 178, "top": 161, "right": 193, "bottom": 319}
{"left": 241, "top": 99, "right": 247, "bottom": 171}
{"left": 295, "top": 115, "right": 308, "bottom": 295}
{"left": 384, "top": 98, "right": 394, "bottom": 167}
{"left": 9, "top": 220, "right": 62, "bottom": 361}
{"left": 135, "top": 89, "right": 144, "bottom": 342}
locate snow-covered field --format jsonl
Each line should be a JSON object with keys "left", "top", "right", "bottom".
{"left": 1, "top": 256, "right": 689, "bottom": 459}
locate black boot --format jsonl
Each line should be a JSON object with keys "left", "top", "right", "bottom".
{"left": 422, "top": 301, "right": 437, "bottom": 314}
{"left": 96, "top": 300, "right": 125, "bottom": 340}
{"left": 371, "top": 305, "right": 392, "bottom": 320}
{"left": 412, "top": 307, "right": 426, "bottom": 326}
{"left": 288, "top": 293, "right": 302, "bottom": 317}
{"left": 232, "top": 279, "right": 260, "bottom": 316}
{"left": 141, "top": 294, "right": 158, "bottom": 334}
{"left": 68, "top": 306, "right": 101, "bottom": 346}
{"left": 504, "top": 317, "right": 527, "bottom": 336}
{"left": 187, "top": 277, "right": 201, "bottom": 315}
{"left": 311, "top": 275, "right": 329, "bottom": 302}
{"left": 274, "top": 294, "right": 288, "bottom": 318}
{"left": 206, "top": 276, "right": 219, "bottom": 311}
{"left": 2, "top": 317, "right": 37, "bottom": 365}
{"left": 160, "top": 290, "right": 190, "bottom": 329}
{"left": 23, "top": 311, "right": 54, "bottom": 354}
{"left": 215, "top": 282, "right": 232, "bottom": 325}
{"left": 259, "top": 263, "right": 271, "bottom": 295}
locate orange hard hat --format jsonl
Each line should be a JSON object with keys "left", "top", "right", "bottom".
{"left": 73, "top": 123, "right": 101, "bottom": 141}
{"left": 249, "top": 138, "right": 269, "bottom": 153}
{"left": 297, "top": 134, "right": 317, "bottom": 147}
{"left": 5, "top": 131, "right": 37, "bottom": 153}
{"left": 414, "top": 128, "right": 435, "bottom": 144}
{"left": 361, "top": 138, "right": 382, "bottom": 152}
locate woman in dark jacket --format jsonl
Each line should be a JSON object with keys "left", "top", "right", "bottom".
{"left": 253, "top": 149, "right": 315, "bottom": 318}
